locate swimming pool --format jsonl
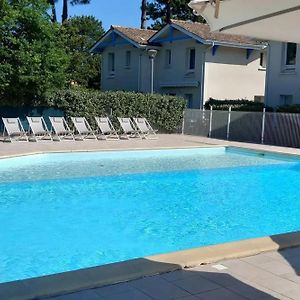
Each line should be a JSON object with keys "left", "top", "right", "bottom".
{"left": 1, "top": 147, "right": 300, "bottom": 283}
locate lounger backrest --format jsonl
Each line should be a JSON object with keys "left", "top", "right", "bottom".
{"left": 96, "top": 117, "right": 113, "bottom": 134}
{"left": 118, "top": 118, "right": 135, "bottom": 133}
{"left": 134, "top": 118, "right": 149, "bottom": 132}
{"left": 2, "top": 118, "right": 23, "bottom": 135}
{"left": 49, "top": 117, "right": 67, "bottom": 134}
{"left": 72, "top": 117, "right": 90, "bottom": 134}
{"left": 27, "top": 117, "right": 48, "bottom": 134}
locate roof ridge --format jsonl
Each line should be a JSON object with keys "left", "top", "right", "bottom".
{"left": 111, "top": 25, "right": 157, "bottom": 32}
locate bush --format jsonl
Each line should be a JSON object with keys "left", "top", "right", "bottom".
{"left": 204, "top": 98, "right": 273, "bottom": 112}
{"left": 45, "top": 89, "right": 186, "bottom": 133}
{"left": 277, "top": 105, "right": 300, "bottom": 113}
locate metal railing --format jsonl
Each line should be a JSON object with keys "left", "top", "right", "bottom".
{"left": 183, "top": 108, "right": 300, "bottom": 148}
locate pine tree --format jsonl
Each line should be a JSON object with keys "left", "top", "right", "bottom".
{"left": 146, "top": 0, "right": 205, "bottom": 29}
{"left": 62, "top": 0, "right": 91, "bottom": 23}
{"left": 141, "top": 0, "right": 147, "bottom": 29}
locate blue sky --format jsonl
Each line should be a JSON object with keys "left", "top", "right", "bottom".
{"left": 55, "top": 0, "right": 143, "bottom": 30}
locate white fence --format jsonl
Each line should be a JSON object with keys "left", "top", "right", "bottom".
{"left": 183, "top": 109, "right": 300, "bottom": 148}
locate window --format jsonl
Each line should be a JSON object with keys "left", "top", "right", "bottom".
{"left": 125, "top": 50, "right": 131, "bottom": 68}
{"left": 187, "top": 48, "right": 196, "bottom": 71}
{"left": 280, "top": 95, "right": 293, "bottom": 105}
{"left": 108, "top": 52, "right": 115, "bottom": 74}
{"left": 184, "top": 94, "right": 193, "bottom": 109}
{"left": 165, "top": 49, "right": 172, "bottom": 68}
{"left": 260, "top": 52, "right": 266, "bottom": 69}
{"left": 285, "top": 43, "right": 297, "bottom": 68}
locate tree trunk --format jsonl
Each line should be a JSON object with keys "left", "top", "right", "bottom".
{"left": 141, "top": 0, "right": 147, "bottom": 29}
{"left": 166, "top": 0, "right": 171, "bottom": 24}
{"left": 50, "top": 0, "right": 57, "bottom": 23}
{"left": 62, "top": 0, "right": 68, "bottom": 23}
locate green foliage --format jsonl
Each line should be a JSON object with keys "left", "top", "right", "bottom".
{"left": 61, "top": 16, "right": 104, "bottom": 89}
{"left": 277, "top": 105, "right": 300, "bottom": 113}
{"left": 146, "top": 0, "right": 205, "bottom": 29}
{"left": 45, "top": 89, "right": 186, "bottom": 132}
{"left": 204, "top": 98, "right": 273, "bottom": 112}
{"left": 0, "top": 0, "right": 69, "bottom": 106}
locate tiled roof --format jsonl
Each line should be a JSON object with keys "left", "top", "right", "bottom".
{"left": 170, "top": 19, "right": 262, "bottom": 46}
{"left": 111, "top": 25, "right": 157, "bottom": 45}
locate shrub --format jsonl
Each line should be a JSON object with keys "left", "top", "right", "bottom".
{"left": 204, "top": 98, "right": 273, "bottom": 112}
{"left": 45, "top": 88, "right": 186, "bottom": 133}
{"left": 277, "top": 105, "right": 300, "bottom": 113}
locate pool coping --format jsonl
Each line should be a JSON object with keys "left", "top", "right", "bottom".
{"left": 0, "top": 144, "right": 222, "bottom": 160}
{"left": 2, "top": 231, "right": 300, "bottom": 300}
{"left": 2, "top": 144, "right": 300, "bottom": 299}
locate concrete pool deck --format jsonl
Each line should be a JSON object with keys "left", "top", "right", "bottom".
{"left": 2, "top": 134, "right": 300, "bottom": 299}
{"left": 44, "top": 246, "right": 300, "bottom": 300}
{"left": 2, "top": 134, "right": 300, "bottom": 158}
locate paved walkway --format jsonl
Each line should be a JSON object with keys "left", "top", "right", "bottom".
{"left": 1, "top": 134, "right": 300, "bottom": 158}
{"left": 45, "top": 247, "right": 300, "bottom": 300}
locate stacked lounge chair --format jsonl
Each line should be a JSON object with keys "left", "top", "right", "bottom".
{"left": 49, "top": 117, "right": 75, "bottom": 141}
{"left": 1, "top": 115, "right": 158, "bottom": 142}
{"left": 95, "top": 117, "right": 119, "bottom": 140}
{"left": 2, "top": 117, "right": 28, "bottom": 142}
{"left": 27, "top": 116, "right": 52, "bottom": 142}
{"left": 133, "top": 117, "right": 158, "bottom": 139}
{"left": 71, "top": 117, "right": 97, "bottom": 140}
{"left": 117, "top": 117, "right": 141, "bottom": 139}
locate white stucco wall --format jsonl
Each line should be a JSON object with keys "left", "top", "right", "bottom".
{"left": 100, "top": 28, "right": 266, "bottom": 109}
{"left": 203, "top": 47, "right": 266, "bottom": 102}
{"left": 265, "top": 41, "right": 300, "bottom": 107}
{"left": 154, "top": 38, "right": 206, "bottom": 109}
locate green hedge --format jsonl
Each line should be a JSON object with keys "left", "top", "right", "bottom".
{"left": 204, "top": 98, "right": 273, "bottom": 112}
{"left": 45, "top": 89, "right": 186, "bottom": 133}
{"left": 276, "top": 105, "right": 300, "bottom": 113}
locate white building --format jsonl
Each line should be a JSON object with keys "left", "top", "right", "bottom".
{"left": 265, "top": 41, "right": 300, "bottom": 107}
{"left": 91, "top": 20, "right": 266, "bottom": 109}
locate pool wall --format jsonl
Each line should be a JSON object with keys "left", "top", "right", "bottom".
{"left": 2, "top": 230, "right": 300, "bottom": 300}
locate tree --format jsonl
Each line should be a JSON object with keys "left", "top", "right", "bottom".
{"left": 61, "top": 16, "right": 104, "bottom": 89}
{"left": 0, "top": 0, "right": 69, "bottom": 106}
{"left": 141, "top": 0, "right": 147, "bottom": 29}
{"left": 146, "top": 0, "right": 205, "bottom": 29}
{"left": 48, "top": 0, "right": 57, "bottom": 22}
{"left": 62, "top": 0, "right": 91, "bottom": 23}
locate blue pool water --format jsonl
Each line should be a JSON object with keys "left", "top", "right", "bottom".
{"left": 1, "top": 147, "right": 300, "bottom": 283}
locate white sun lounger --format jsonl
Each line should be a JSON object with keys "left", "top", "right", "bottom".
{"left": 117, "top": 117, "right": 141, "bottom": 139}
{"left": 27, "top": 116, "right": 52, "bottom": 142}
{"left": 2, "top": 117, "right": 28, "bottom": 142}
{"left": 71, "top": 117, "right": 97, "bottom": 140}
{"left": 49, "top": 117, "right": 74, "bottom": 141}
{"left": 133, "top": 118, "right": 158, "bottom": 139}
{"left": 95, "top": 117, "right": 119, "bottom": 140}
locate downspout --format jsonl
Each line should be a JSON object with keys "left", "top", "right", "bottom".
{"left": 264, "top": 43, "right": 271, "bottom": 107}
{"left": 138, "top": 52, "right": 142, "bottom": 92}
